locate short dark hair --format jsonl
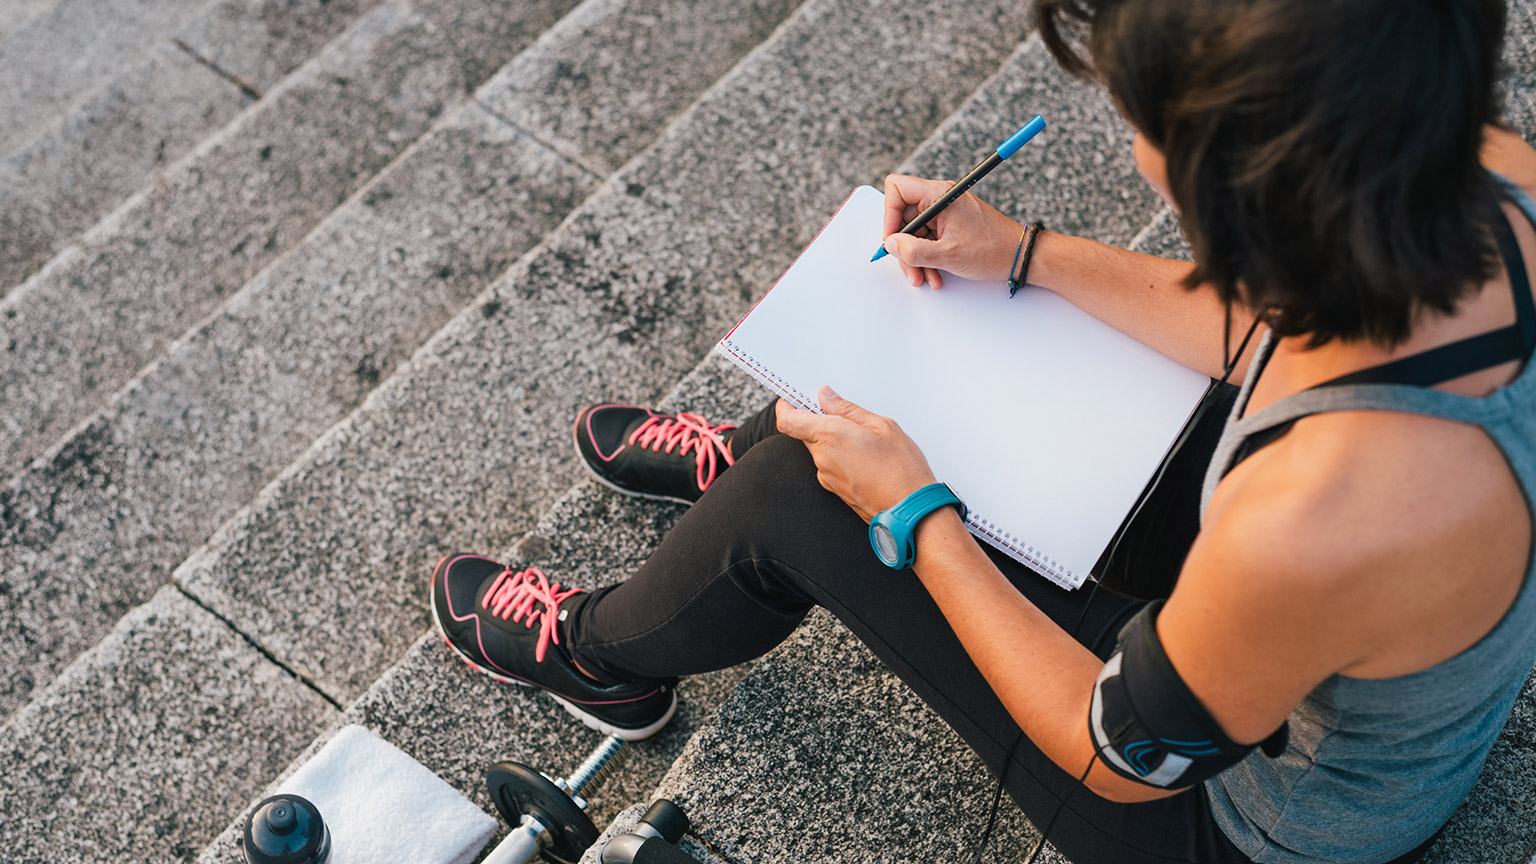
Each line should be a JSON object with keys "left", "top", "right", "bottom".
{"left": 1036, "top": 0, "right": 1508, "bottom": 347}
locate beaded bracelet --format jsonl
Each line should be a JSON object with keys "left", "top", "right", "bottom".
{"left": 1009, "top": 220, "right": 1046, "bottom": 298}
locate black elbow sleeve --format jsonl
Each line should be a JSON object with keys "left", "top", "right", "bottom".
{"left": 1088, "top": 602, "right": 1288, "bottom": 789}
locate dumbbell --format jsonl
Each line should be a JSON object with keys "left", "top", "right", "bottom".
{"left": 598, "top": 799, "right": 698, "bottom": 864}
{"left": 483, "top": 735, "right": 630, "bottom": 864}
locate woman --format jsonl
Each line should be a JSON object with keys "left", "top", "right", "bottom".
{"left": 428, "top": 1, "right": 1535, "bottom": 861}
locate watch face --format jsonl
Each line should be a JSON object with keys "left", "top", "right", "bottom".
{"left": 872, "top": 523, "right": 899, "bottom": 565}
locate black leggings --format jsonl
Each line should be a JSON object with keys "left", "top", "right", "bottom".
{"left": 562, "top": 393, "right": 1433, "bottom": 864}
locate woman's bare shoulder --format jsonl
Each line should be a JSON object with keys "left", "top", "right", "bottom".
{"left": 1201, "top": 410, "right": 1530, "bottom": 677}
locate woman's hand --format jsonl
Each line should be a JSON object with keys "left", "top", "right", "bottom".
{"left": 881, "top": 174, "right": 1027, "bottom": 289}
{"left": 775, "top": 386, "right": 938, "bottom": 522}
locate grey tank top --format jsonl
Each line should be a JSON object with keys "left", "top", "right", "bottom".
{"left": 1198, "top": 180, "right": 1536, "bottom": 864}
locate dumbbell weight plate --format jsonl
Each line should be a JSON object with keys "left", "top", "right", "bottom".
{"left": 487, "top": 761, "right": 599, "bottom": 864}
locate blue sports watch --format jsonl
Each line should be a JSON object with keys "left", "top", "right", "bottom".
{"left": 868, "top": 482, "right": 966, "bottom": 569}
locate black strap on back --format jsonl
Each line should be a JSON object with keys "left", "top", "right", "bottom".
{"left": 1224, "top": 200, "right": 1536, "bottom": 475}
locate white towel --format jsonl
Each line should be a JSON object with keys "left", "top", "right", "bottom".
{"left": 277, "top": 724, "right": 497, "bottom": 864}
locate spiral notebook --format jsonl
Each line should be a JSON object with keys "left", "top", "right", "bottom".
{"left": 716, "top": 186, "right": 1211, "bottom": 589}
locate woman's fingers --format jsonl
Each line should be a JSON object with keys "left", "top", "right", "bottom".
{"left": 882, "top": 174, "right": 951, "bottom": 235}
{"left": 881, "top": 173, "right": 1025, "bottom": 285}
{"left": 884, "top": 233, "right": 953, "bottom": 289}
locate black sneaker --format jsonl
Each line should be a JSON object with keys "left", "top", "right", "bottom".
{"left": 574, "top": 404, "right": 736, "bottom": 505}
{"left": 429, "top": 553, "right": 676, "bottom": 741}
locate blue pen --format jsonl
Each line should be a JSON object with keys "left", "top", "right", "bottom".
{"left": 871, "top": 115, "right": 1046, "bottom": 262}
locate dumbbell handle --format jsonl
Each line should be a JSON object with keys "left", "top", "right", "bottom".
{"left": 630, "top": 836, "right": 704, "bottom": 864}
{"left": 482, "top": 814, "right": 550, "bottom": 864}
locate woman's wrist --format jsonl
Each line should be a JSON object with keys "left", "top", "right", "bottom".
{"left": 1019, "top": 227, "right": 1070, "bottom": 292}
{"left": 988, "top": 218, "right": 1027, "bottom": 282}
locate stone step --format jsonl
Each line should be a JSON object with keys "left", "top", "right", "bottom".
{"left": 192, "top": 479, "right": 757, "bottom": 862}
{"left": 0, "top": 0, "right": 219, "bottom": 158}
{"left": 1508, "top": 0, "right": 1536, "bottom": 139}
{"left": 0, "top": 585, "right": 340, "bottom": 863}
{"left": 476, "top": 0, "right": 802, "bottom": 177}
{"left": 190, "top": 336, "right": 850, "bottom": 864}
{"left": 0, "top": 0, "right": 581, "bottom": 481}
{"left": 0, "top": 0, "right": 383, "bottom": 293}
{"left": 170, "top": 0, "right": 1033, "bottom": 713}
{"left": 649, "top": 610, "right": 1048, "bottom": 863}
{"left": 0, "top": 0, "right": 57, "bottom": 40}
{"left": 0, "top": 0, "right": 804, "bottom": 722}
{"left": 0, "top": 101, "right": 593, "bottom": 722}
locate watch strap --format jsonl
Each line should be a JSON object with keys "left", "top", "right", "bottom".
{"left": 889, "top": 482, "right": 966, "bottom": 525}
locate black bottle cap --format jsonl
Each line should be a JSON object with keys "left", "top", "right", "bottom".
{"left": 243, "top": 794, "right": 331, "bottom": 864}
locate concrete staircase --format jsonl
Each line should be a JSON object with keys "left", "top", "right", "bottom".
{"left": 2, "top": 1, "right": 1532, "bottom": 861}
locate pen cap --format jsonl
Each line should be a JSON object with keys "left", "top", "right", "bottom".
{"left": 997, "top": 115, "right": 1046, "bottom": 160}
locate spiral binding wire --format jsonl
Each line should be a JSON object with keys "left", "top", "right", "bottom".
{"left": 718, "top": 341, "right": 816, "bottom": 412}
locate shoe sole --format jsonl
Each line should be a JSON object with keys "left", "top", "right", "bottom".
{"left": 428, "top": 556, "right": 676, "bottom": 742}
{"left": 572, "top": 413, "right": 700, "bottom": 508}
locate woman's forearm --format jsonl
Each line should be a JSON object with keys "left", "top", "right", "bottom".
{"left": 910, "top": 508, "right": 1176, "bottom": 804}
{"left": 1028, "top": 231, "right": 1260, "bottom": 381}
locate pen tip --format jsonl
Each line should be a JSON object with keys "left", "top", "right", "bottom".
{"left": 870, "top": 247, "right": 888, "bottom": 262}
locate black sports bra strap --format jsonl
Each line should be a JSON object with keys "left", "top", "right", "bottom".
{"left": 1493, "top": 204, "right": 1536, "bottom": 352}
{"left": 1315, "top": 326, "right": 1526, "bottom": 389}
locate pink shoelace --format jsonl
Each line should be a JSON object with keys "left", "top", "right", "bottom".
{"left": 628, "top": 412, "right": 737, "bottom": 493}
{"left": 481, "top": 567, "right": 580, "bottom": 663}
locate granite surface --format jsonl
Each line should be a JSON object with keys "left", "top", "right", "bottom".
{"left": 901, "top": 34, "right": 1161, "bottom": 245}
{"left": 0, "top": 0, "right": 56, "bottom": 40}
{"left": 0, "top": 586, "right": 339, "bottom": 863}
{"left": 0, "top": 0, "right": 582, "bottom": 479}
{"left": 1129, "top": 206, "right": 1193, "bottom": 262}
{"left": 0, "top": 0, "right": 383, "bottom": 294}
{"left": 1506, "top": 0, "right": 1536, "bottom": 137}
{"left": 0, "top": 0, "right": 217, "bottom": 157}
{"left": 0, "top": 103, "right": 591, "bottom": 721}
{"left": 194, "top": 356, "right": 774, "bottom": 863}
{"left": 174, "top": 0, "right": 1033, "bottom": 707}
{"left": 0, "top": 42, "right": 251, "bottom": 292}
{"left": 477, "top": 0, "right": 803, "bottom": 175}
{"left": 177, "top": 0, "right": 384, "bottom": 92}
{"left": 650, "top": 610, "right": 1040, "bottom": 864}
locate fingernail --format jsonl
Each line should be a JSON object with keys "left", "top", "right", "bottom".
{"left": 823, "top": 386, "right": 840, "bottom": 399}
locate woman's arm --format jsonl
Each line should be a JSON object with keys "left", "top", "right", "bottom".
{"left": 880, "top": 175, "right": 1262, "bottom": 381}
{"left": 1028, "top": 232, "right": 1261, "bottom": 381}
{"left": 910, "top": 490, "right": 1341, "bottom": 802}
{"left": 776, "top": 387, "right": 1332, "bottom": 803}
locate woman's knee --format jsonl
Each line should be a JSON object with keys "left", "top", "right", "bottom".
{"left": 701, "top": 433, "right": 880, "bottom": 594}
{"left": 709, "top": 433, "right": 826, "bottom": 506}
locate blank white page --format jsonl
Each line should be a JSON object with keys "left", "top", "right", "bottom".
{"left": 718, "top": 186, "right": 1210, "bottom": 588}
